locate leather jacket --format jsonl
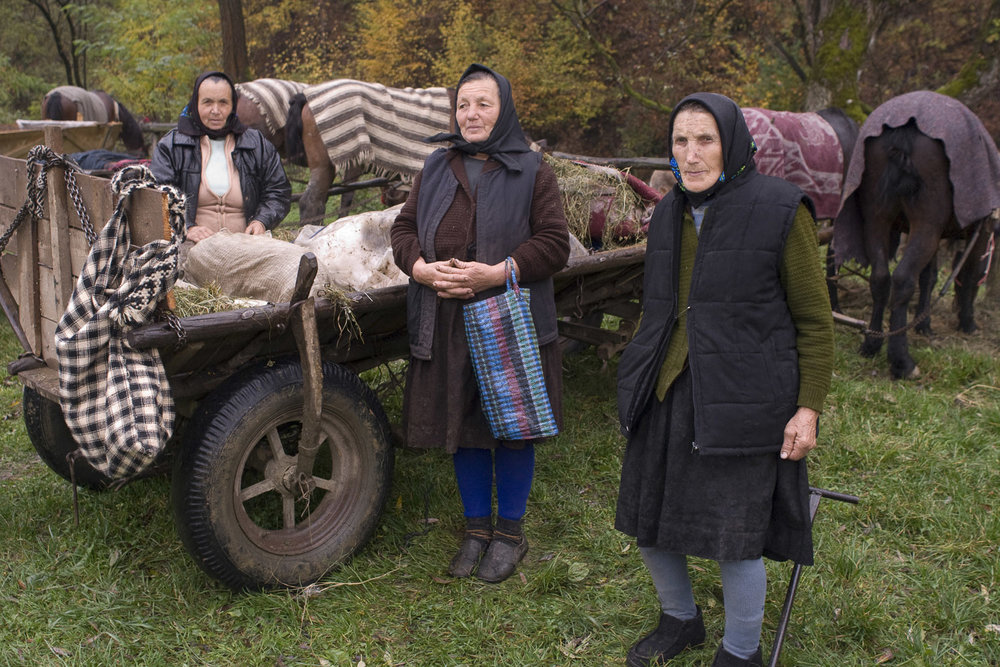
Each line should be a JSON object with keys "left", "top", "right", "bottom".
{"left": 150, "top": 127, "right": 290, "bottom": 230}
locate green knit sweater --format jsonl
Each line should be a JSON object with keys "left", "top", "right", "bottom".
{"left": 654, "top": 203, "right": 834, "bottom": 412}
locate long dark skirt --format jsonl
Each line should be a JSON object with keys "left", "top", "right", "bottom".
{"left": 615, "top": 370, "right": 814, "bottom": 564}
{"left": 401, "top": 298, "right": 563, "bottom": 454}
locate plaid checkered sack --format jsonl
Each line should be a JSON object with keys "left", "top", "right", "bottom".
{"left": 55, "top": 165, "right": 186, "bottom": 479}
{"left": 462, "top": 257, "right": 559, "bottom": 441}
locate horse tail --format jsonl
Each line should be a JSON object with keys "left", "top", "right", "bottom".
{"left": 114, "top": 101, "right": 148, "bottom": 156}
{"left": 43, "top": 92, "right": 64, "bottom": 120}
{"left": 285, "top": 93, "right": 308, "bottom": 167}
{"left": 878, "top": 120, "right": 922, "bottom": 203}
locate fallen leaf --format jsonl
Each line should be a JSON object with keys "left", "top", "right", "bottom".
{"left": 875, "top": 648, "right": 894, "bottom": 663}
{"left": 431, "top": 576, "right": 452, "bottom": 584}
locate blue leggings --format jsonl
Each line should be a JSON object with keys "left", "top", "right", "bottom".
{"left": 639, "top": 547, "right": 766, "bottom": 660}
{"left": 452, "top": 444, "right": 535, "bottom": 520}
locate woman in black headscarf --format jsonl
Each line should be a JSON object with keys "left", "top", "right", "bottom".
{"left": 615, "top": 93, "right": 834, "bottom": 666}
{"left": 151, "top": 71, "right": 290, "bottom": 250}
{"left": 391, "top": 64, "right": 569, "bottom": 583}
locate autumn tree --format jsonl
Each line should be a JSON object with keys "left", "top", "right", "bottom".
{"left": 218, "top": 0, "right": 250, "bottom": 81}
{"left": 22, "top": 0, "right": 106, "bottom": 87}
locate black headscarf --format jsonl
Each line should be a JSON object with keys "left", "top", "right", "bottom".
{"left": 667, "top": 92, "right": 757, "bottom": 208}
{"left": 177, "top": 71, "right": 246, "bottom": 139}
{"left": 426, "top": 63, "right": 531, "bottom": 170}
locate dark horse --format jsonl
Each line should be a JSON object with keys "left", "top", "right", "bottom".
{"left": 834, "top": 91, "right": 1000, "bottom": 379}
{"left": 42, "top": 86, "right": 148, "bottom": 156}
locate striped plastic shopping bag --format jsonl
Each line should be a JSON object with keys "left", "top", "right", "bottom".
{"left": 462, "top": 257, "right": 559, "bottom": 441}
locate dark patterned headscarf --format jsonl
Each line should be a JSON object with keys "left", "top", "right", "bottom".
{"left": 668, "top": 92, "right": 757, "bottom": 208}
{"left": 177, "top": 71, "right": 246, "bottom": 140}
{"left": 426, "top": 63, "right": 531, "bottom": 170}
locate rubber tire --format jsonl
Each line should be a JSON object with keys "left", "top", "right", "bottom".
{"left": 21, "top": 386, "right": 112, "bottom": 490}
{"left": 171, "top": 357, "right": 394, "bottom": 591}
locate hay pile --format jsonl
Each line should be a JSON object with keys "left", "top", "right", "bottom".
{"left": 544, "top": 153, "right": 642, "bottom": 250}
{"left": 171, "top": 283, "right": 265, "bottom": 318}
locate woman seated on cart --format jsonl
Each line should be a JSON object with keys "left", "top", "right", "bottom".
{"left": 390, "top": 64, "right": 570, "bottom": 583}
{"left": 150, "top": 71, "right": 290, "bottom": 257}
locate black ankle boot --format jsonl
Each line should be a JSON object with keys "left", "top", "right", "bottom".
{"left": 626, "top": 606, "right": 705, "bottom": 667}
{"left": 448, "top": 516, "right": 492, "bottom": 578}
{"left": 711, "top": 643, "right": 763, "bottom": 667}
{"left": 475, "top": 516, "right": 528, "bottom": 583}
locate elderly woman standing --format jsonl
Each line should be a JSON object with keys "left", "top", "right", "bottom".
{"left": 151, "top": 71, "right": 290, "bottom": 255}
{"left": 391, "top": 64, "right": 569, "bottom": 583}
{"left": 615, "top": 93, "right": 834, "bottom": 666}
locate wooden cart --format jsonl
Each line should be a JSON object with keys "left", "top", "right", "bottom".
{"left": 0, "top": 130, "right": 645, "bottom": 591}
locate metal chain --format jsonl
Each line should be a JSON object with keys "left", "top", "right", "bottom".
{"left": 161, "top": 309, "right": 189, "bottom": 351}
{"left": 0, "top": 146, "right": 93, "bottom": 255}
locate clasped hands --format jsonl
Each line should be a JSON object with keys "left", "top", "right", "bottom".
{"left": 187, "top": 220, "right": 267, "bottom": 243}
{"left": 412, "top": 256, "right": 511, "bottom": 299}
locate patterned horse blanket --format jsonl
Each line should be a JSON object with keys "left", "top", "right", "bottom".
{"left": 742, "top": 107, "right": 845, "bottom": 219}
{"left": 834, "top": 91, "right": 1000, "bottom": 266}
{"left": 48, "top": 86, "right": 111, "bottom": 123}
{"left": 235, "top": 78, "right": 307, "bottom": 135}
{"left": 304, "top": 79, "right": 453, "bottom": 176}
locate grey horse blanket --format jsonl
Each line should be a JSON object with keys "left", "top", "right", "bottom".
{"left": 304, "top": 79, "right": 453, "bottom": 176}
{"left": 235, "top": 78, "right": 307, "bottom": 135}
{"left": 49, "top": 86, "right": 111, "bottom": 122}
{"left": 834, "top": 90, "right": 1000, "bottom": 266}
{"left": 742, "top": 108, "right": 845, "bottom": 219}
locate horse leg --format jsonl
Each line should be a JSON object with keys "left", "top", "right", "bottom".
{"left": 885, "top": 220, "right": 947, "bottom": 379}
{"left": 299, "top": 105, "right": 334, "bottom": 226}
{"left": 337, "top": 163, "right": 366, "bottom": 218}
{"left": 825, "top": 243, "right": 841, "bottom": 313}
{"left": 913, "top": 253, "right": 937, "bottom": 336}
{"left": 857, "top": 178, "right": 896, "bottom": 359}
{"left": 953, "top": 219, "right": 992, "bottom": 333}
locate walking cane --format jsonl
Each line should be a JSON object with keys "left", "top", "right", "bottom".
{"left": 768, "top": 487, "right": 860, "bottom": 667}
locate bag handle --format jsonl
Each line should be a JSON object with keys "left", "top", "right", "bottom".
{"left": 504, "top": 256, "right": 520, "bottom": 296}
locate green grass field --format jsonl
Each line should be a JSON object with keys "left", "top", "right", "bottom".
{"left": 1, "top": 268, "right": 998, "bottom": 666}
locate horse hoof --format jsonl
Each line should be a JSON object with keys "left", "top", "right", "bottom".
{"left": 891, "top": 364, "right": 920, "bottom": 380}
{"left": 859, "top": 341, "right": 881, "bottom": 358}
{"left": 958, "top": 321, "right": 978, "bottom": 334}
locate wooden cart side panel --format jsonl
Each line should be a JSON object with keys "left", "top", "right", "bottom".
{"left": 0, "top": 146, "right": 171, "bottom": 366}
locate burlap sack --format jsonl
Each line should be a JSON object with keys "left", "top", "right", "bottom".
{"left": 294, "top": 204, "right": 407, "bottom": 292}
{"left": 184, "top": 230, "right": 331, "bottom": 302}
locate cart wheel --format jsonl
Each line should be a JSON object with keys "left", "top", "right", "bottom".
{"left": 21, "top": 386, "right": 112, "bottom": 490}
{"left": 172, "top": 357, "right": 394, "bottom": 591}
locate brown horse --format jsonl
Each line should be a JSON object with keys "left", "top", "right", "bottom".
{"left": 42, "top": 86, "right": 148, "bottom": 156}
{"left": 834, "top": 91, "right": 1000, "bottom": 379}
{"left": 237, "top": 79, "right": 455, "bottom": 226}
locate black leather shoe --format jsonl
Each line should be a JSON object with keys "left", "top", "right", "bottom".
{"left": 475, "top": 517, "right": 528, "bottom": 583}
{"left": 448, "top": 518, "right": 492, "bottom": 578}
{"left": 711, "top": 643, "right": 763, "bottom": 667}
{"left": 626, "top": 606, "right": 705, "bottom": 667}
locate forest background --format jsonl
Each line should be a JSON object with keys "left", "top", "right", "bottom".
{"left": 2, "top": 0, "right": 999, "bottom": 157}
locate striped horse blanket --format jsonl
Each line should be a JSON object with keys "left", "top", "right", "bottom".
{"left": 304, "top": 79, "right": 453, "bottom": 176}
{"left": 742, "top": 108, "right": 844, "bottom": 219}
{"left": 236, "top": 78, "right": 307, "bottom": 135}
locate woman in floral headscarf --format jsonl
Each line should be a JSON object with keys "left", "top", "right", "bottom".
{"left": 391, "top": 64, "right": 569, "bottom": 583}
{"left": 615, "top": 93, "right": 834, "bottom": 667}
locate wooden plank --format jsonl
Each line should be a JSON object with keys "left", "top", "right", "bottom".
{"left": 43, "top": 127, "right": 74, "bottom": 314}
{"left": 15, "top": 365, "right": 61, "bottom": 402}
{"left": 127, "top": 187, "right": 170, "bottom": 246}
{"left": 74, "top": 171, "right": 113, "bottom": 237}
{"left": 40, "top": 316, "right": 59, "bottom": 369}
{"left": 1, "top": 254, "right": 20, "bottom": 299}
{"left": 38, "top": 265, "right": 60, "bottom": 326}
{"left": 0, "top": 155, "right": 27, "bottom": 203}
{"left": 15, "top": 209, "right": 40, "bottom": 353}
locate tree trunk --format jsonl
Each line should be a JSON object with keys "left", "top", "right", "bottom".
{"left": 218, "top": 0, "right": 250, "bottom": 82}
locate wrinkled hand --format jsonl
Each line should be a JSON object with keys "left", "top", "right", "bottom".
{"left": 187, "top": 225, "right": 215, "bottom": 243}
{"left": 246, "top": 220, "right": 267, "bottom": 235}
{"left": 411, "top": 257, "right": 509, "bottom": 299}
{"left": 780, "top": 407, "right": 819, "bottom": 461}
